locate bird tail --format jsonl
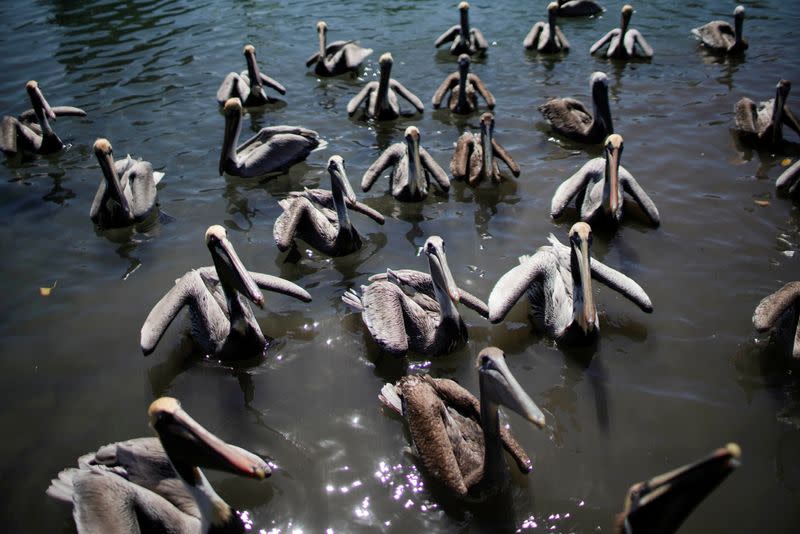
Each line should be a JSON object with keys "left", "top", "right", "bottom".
{"left": 379, "top": 383, "right": 403, "bottom": 416}
{"left": 341, "top": 288, "right": 364, "bottom": 312}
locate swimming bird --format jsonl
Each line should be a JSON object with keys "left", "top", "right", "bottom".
{"left": 216, "top": 44, "right": 286, "bottom": 107}
{"left": 776, "top": 159, "right": 800, "bottom": 198}
{"left": 89, "top": 138, "right": 164, "bottom": 228}
{"left": 550, "top": 134, "right": 660, "bottom": 226}
{"left": 488, "top": 222, "right": 652, "bottom": 344}
{"left": 615, "top": 443, "right": 740, "bottom": 534}
{"left": 46, "top": 397, "right": 270, "bottom": 534}
{"left": 753, "top": 281, "right": 800, "bottom": 358}
{"left": 379, "top": 346, "right": 545, "bottom": 498}
{"left": 306, "top": 21, "right": 372, "bottom": 76}
{"left": 434, "top": 2, "right": 489, "bottom": 56}
{"left": 342, "top": 235, "right": 489, "bottom": 357}
{"left": 524, "top": 2, "right": 570, "bottom": 54}
{"left": 557, "top": 0, "right": 603, "bottom": 17}
{"left": 691, "top": 5, "right": 748, "bottom": 55}
{"left": 273, "top": 155, "right": 385, "bottom": 256}
{"left": 590, "top": 4, "right": 653, "bottom": 59}
{"left": 140, "top": 225, "right": 312, "bottom": 358}
{"left": 361, "top": 126, "right": 450, "bottom": 201}
{"left": 432, "top": 54, "right": 495, "bottom": 114}
{"left": 0, "top": 80, "right": 86, "bottom": 157}
{"left": 347, "top": 53, "right": 424, "bottom": 120}
{"left": 451, "top": 112, "right": 520, "bottom": 185}
{"left": 538, "top": 71, "right": 613, "bottom": 144}
{"left": 734, "top": 80, "right": 800, "bottom": 149}
{"left": 219, "top": 97, "right": 321, "bottom": 178}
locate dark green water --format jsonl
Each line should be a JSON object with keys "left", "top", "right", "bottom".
{"left": 1, "top": 0, "right": 799, "bottom": 531}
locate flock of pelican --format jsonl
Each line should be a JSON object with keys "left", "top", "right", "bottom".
{"left": 6, "top": 1, "right": 800, "bottom": 532}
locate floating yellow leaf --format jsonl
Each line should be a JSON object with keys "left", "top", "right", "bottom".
{"left": 39, "top": 281, "right": 57, "bottom": 296}
{"left": 782, "top": 158, "right": 793, "bottom": 167}
{"left": 754, "top": 200, "right": 770, "bottom": 207}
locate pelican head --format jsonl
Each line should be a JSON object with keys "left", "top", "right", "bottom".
{"left": 148, "top": 397, "right": 271, "bottom": 484}
{"left": 220, "top": 98, "right": 243, "bottom": 175}
{"left": 616, "top": 443, "right": 741, "bottom": 534}
{"left": 458, "top": 53, "right": 471, "bottom": 72}
{"left": 205, "top": 225, "right": 264, "bottom": 308}
{"left": 379, "top": 52, "right": 393, "bottom": 66}
{"left": 316, "top": 20, "right": 328, "bottom": 33}
{"left": 459, "top": 1, "right": 470, "bottom": 11}
{"left": 93, "top": 138, "right": 132, "bottom": 218}
{"left": 477, "top": 347, "right": 545, "bottom": 428}
{"left": 328, "top": 155, "right": 356, "bottom": 203}
{"left": 378, "top": 52, "right": 393, "bottom": 84}
{"left": 404, "top": 126, "right": 425, "bottom": 195}
{"left": 423, "top": 235, "right": 460, "bottom": 304}
{"left": 733, "top": 5, "right": 745, "bottom": 19}
{"left": 404, "top": 125, "right": 420, "bottom": 147}
{"left": 547, "top": 1, "right": 559, "bottom": 19}
{"left": 604, "top": 134, "right": 624, "bottom": 217}
{"left": 316, "top": 21, "right": 329, "bottom": 58}
{"left": 568, "top": 222, "right": 597, "bottom": 337}
{"left": 243, "top": 44, "right": 255, "bottom": 56}
{"left": 25, "top": 80, "right": 56, "bottom": 121}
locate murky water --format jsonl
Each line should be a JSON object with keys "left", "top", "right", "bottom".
{"left": 1, "top": 0, "right": 799, "bottom": 531}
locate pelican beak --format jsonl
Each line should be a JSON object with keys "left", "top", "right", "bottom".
{"left": 379, "top": 53, "right": 393, "bottom": 82}
{"left": 618, "top": 443, "right": 740, "bottom": 534}
{"left": 570, "top": 223, "right": 596, "bottom": 335}
{"left": 479, "top": 347, "right": 545, "bottom": 428}
{"left": 774, "top": 80, "right": 790, "bottom": 145}
{"left": 244, "top": 45, "right": 264, "bottom": 90}
{"left": 480, "top": 112, "right": 494, "bottom": 178}
{"left": 329, "top": 156, "right": 356, "bottom": 203}
{"left": 220, "top": 99, "right": 241, "bottom": 176}
{"left": 605, "top": 135, "right": 622, "bottom": 216}
{"left": 207, "top": 227, "right": 264, "bottom": 308}
{"left": 27, "top": 81, "right": 56, "bottom": 120}
{"left": 317, "top": 21, "right": 327, "bottom": 57}
{"left": 94, "top": 139, "right": 132, "bottom": 218}
{"left": 149, "top": 397, "right": 271, "bottom": 483}
{"left": 425, "top": 237, "right": 460, "bottom": 303}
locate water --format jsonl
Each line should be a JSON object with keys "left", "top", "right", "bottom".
{"left": 1, "top": 0, "right": 799, "bottom": 531}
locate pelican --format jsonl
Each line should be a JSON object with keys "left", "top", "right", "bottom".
{"left": 615, "top": 443, "right": 741, "bottom": 534}
{"left": 379, "top": 347, "right": 544, "bottom": 498}
{"left": 216, "top": 44, "right": 286, "bottom": 107}
{"left": 140, "top": 225, "right": 312, "bottom": 358}
{"left": 753, "top": 281, "right": 800, "bottom": 358}
{"left": 776, "top": 159, "right": 800, "bottom": 198}
{"left": 590, "top": 5, "right": 653, "bottom": 59}
{"left": 346, "top": 53, "right": 424, "bottom": 120}
{"left": 46, "top": 397, "right": 270, "bottom": 534}
{"left": 434, "top": 2, "right": 489, "bottom": 56}
{"left": 273, "top": 155, "right": 385, "bottom": 256}
{"left": 432, "top": 54, "right": 495, "bottom": 114}
{"left": 691, "top": 5, "right": 748, "bottom": 55}
{"left": 89, "top": 138, "right": 164, "bottom": 228}
{"left": 342, "top": 235, "right": 489, "bottom": 357}
{"left": 557, "top": 0, "right": 603, "bottom": 17}
{"left": 734, "top": 80, "right": 800, "bottom": 148}
{"left": 538, "top": 71, "right": 613, "bottom": 144}
{"left": 451, "top": 112, "right": 520, "bottom": 185}
{"left": 0, "top": 80, "right": 86, "bottom": 157}
{"left": 361, "top": 126, "right": 450, "bottom": 202}
{"left": 523, "top": 2, "right": 570, "bottom": 54}
{"left": 306, "top": 21, "right": 372, "bottom": 77}
{"left": 488, "top": 222, "right": 653, "bottom": 344}
{"left": 219, "top": 98, "right": 321, "bottom": 178}
{"left": 550, "top": 134, "right": 660, "bottom": 227}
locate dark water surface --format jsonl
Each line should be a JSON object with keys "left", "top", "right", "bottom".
{"left": 1, "top": 0, "right": 799, "bottom": 531}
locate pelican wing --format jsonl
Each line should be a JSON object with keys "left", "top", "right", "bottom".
{"left": 467, "top": 74, "right": 495, "bottom": 109}
{"left": 782, "top": 105, "right": 800, "bottom": 138}
{"left": 539, "top": 97, "right": 592, "bottom": 137}
{"left": 1, "top": 116, "right": 40, "bottom": 155}
{"left": 259, "top": 73, "right": 286, "bottom": 95}
{"left": 347, "top": 83, "right": 375, "bottom": 115}
{"left": 692, "top": 21, "right": 733, "bottom": 49}
{"left": 625, "top": 30, "right": 653, "bottom": 58}
{"left": 140, "top": 276, "right": 194, "bottom": 355}
{"left": 523, "top": 22, "right": 545, "bottom": 49}
{"left": 305, "top": 52, "right": 321, "bottom": 67}
{"left": 776, "top": 160, "right": 800, "bottom": 192}
{"left": 590, "top": 29, "right": 617, "bottom": 55}
{"left": 390, "top": 80, "right": 425, "bottom": 113}
{"left": 435, "top": 25, "right": 460, "bottom": 47}
{"left": 432, "top": 73, "right": 458, "bottom": 108}
{"left": 734, "top": 97, "right": 758, "bottom": 134}
{"left": 126, "top": 161, "right": 159, "bottom": 220}
{"left": 369, "top": 269, "right": 489, "bottom": 318}
{"left": 488, "top": 251, "right": 555, "bottom": 323}
{"left": 360, "top": 282, "right": 414, "bottom": 356}
{"left": 554, "top": 26, "right": 570, "bottom": 50}
{"left": 249, "top": 272, "right": 312, "bottom": 302}
{"left": 470, "top": 28, "right": 489, "bottom": 51}
{"left": 362, "top": 143, "right": 404, "bottom": 191}
{"left": 19, "top": 106, "right": 87, "bottom": 122}
{"left": 216, "top": 73, "right": 247, "bottom": 104}
{"left": 550, "top": 158, "right": 603, "bottom": 218}
{"left": 589, "top": 258, "right": 653, "bottom": 313}
{"left": 420, "top": 147, "right": 451, "bottom": 192}
{"left": 294, "top": 188, "right": 385, "bottom": 224}
{"left": 753, "top": 282, "right": 800, "bottom": 332}
{"left": 343, "top": 44, "right": 373, "bottom": 70}
{"left": 620, "top": 166, "right": 660, "bottom": 226}
{"left": 238, "top": 125, "right": 319, "bottom": 152}
{"left": 451, "top": 133, "right": 476, "bottom": 179}
{"left": 491, "top": 139, "right": 520, "bottom": 177}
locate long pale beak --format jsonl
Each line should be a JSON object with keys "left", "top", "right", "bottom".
{"left": 620, "top": 444, "right": 740, "bottom": 534}
{"left": 480, "top": 117, "right": 493, "bottom": 178}
{"left": 245, "top": 48, "right": 264, "bottom": 90}
{"left": 426, "top": 242, "right": 460, "bottom": 303}
{"left": 209, "top": 235, "right": 264, "bottom": 307}
{"left": 773, "top": 86, "right": 788, "bottom": 145}
{"left": 153, "top": 403, "right": 271, "bottom": 482}
{"left": 220, "top": 105, "right": 240, "bottom": 176}
{"left": 572, "top": 235, "right": 595, "bottom": 334}
{"left": 606, "top": 143, "right": 621, "bottom": 215}
{"left": 96, "top": 149, "right": 132, "bottom": 217}
{"left": 330, "top": 158, "right": 356, "bottom": 203}
{"left": 484, "top": 354, "right": 546, "bottom": 428}
{"left": 32, "top": 85, "right": 56, "bottom": 120}
{"left": 318, "top": 26, "right": 327, "bottom": 58}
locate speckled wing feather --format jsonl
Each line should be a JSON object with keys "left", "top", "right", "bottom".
{"left": 432, "top": 73, "right": 459, "bottom": 108}
{"left": 753, "top": 282, "right": 800, "bottom": 332}
{"left": 360, "top": 281, "right": 411, "bottom": 356}
{"left": 692, "top": 21, "right": 734, "bottom": 50}
{"left": 488, "top": 251, "right": 553, "bottom": 323}
{"left": 468, "top": 73, "right": 495, "bottom": 108}
{"left": 451, "top": 133, "right": 476, "bottom": 179}
{"left": 523, "top": 22, "right": 545, "bottom": 49}
{"left": 538, "top": 97, "right": 592, "bottom": 138}
{"left": 491, "top": 139, "right": 520, "bottom": 176}
{"left": 292, "top": 188, "right": 385, "bottom": 224}
{"left": 435, "top": 25, "right": 460, "bottom": 47}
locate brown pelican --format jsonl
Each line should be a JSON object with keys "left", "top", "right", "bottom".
{"left": 379, "top": 346, "right": 545, "bottom": 498}
{"left": 590, "top": 5, "right": 653, "bottom": 59}
{"left": 89, "top": 138, "right": 164, "bottom": 228}
{"left": 434, "top": 2, "right": 489, "bottom": 56}
{"left": 0, "top": 80, "right": 86, "bottom": 157}
{"left": 523, "top": 2, "right": 570, "bottom": 54}
{"left": 557, "top": 0, "right": 603, "bottom": 17}
{"left": 691, "top": 5, "right": 748, "bottom": 55}
{"left": 219, "top": 98, "right": 321, "bottom": 178}
{"left": 140, "top": 225, "right": 312, "bottom": 358}
{"left": 346, "top": 53, "right": 424, "bottom": 120}
{"left": 432, "top": 54, "right": 495, "bottom": 115}
{"left": 488, "top": 222, "right": 652, "bottom": 344}
{"left": 342, "top": 235, "right": 489, "bottom": 357}
{"left": 753, "top": 281, "right": 800, "bottom": 358}
{"left": 451, "top": 112, "right": 520, "bottom": 185}
{"left": 550, "top": 134, "right": 660, "bottom": 226}
{"left": 306, "top": 21, "right": 372, "bottom": 77}
{"left": 734, "top": 80, "right": 800, "bottom": 148}
{"left": 46, "top": 397, "right": 270, "bottom": 534}
{"left": 273, "top": 155, "right": 385, "bottom": 256}
{"left": 539, "top": 71, "right": 613, "bottom": 144}
{"left": 361, "top": 126, "right": 450, "bottom": 202}
{"left": 776, "top": 159, "right": 800, "bottom": 198}
{"left": 615, "top": 443, "right": 740, "bottom": 534}
{"left": 216, "top": 44, "right": 286, "bottom": 107}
